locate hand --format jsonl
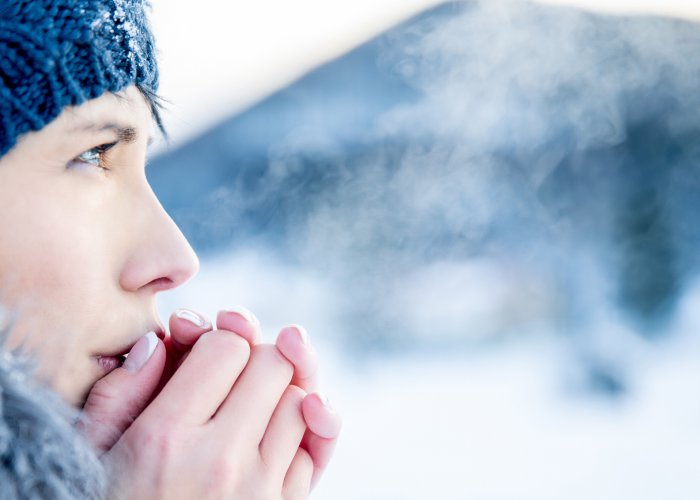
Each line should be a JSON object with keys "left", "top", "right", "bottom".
{"left": 272, "top": 324, "right": 341, "bottom": 489}
{"left": 103, "top": 326, "right": 307, "bottom": 498}
{"left": 78, "top": 307, "right": 341, "bottom": 496}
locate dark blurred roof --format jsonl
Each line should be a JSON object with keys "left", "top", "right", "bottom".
{"left": 147, "top": 3, "right": 456, "bottom": 252}
{"left": 148, "top": 0, "right": 700, "bottom": 337}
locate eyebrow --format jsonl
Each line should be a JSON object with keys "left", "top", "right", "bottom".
{"left": 74, "top": 122, "right": 155, "bottom": 146}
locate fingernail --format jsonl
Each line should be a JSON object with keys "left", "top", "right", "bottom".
{"left": 123, "top": 331, "right": 158, "bottom": 373}
{"left": 290, "top": 324, "right": 310, "bottom": 346}
{"left": 315, "top": 392, "right": 333, "bottom": 411}
{"left": 225, "top": 305, "right": 259, "bottom": 325}
{"left": 175, "top": 309, "right": 210, "bottom": 328}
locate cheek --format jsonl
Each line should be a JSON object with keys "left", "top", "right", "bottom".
{"left": 0, "top": 188, "right": 120, "bottom": 342}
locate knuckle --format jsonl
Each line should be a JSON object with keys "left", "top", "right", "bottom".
{"left": 255, "top": 344, "right": 294, "bottom": 376}
{"left": 84, "top": 375, "right": 123, "bottom": 410}
{"left": 207, "top": 453, "right": 239, "bottom": 494}
{"left": 81, "top": 388, "right": 115, "bottom": 421}
{"left": 196, "top": 330, "right": 251, "bottom": 363}
{"left": 129, "top": 419, "right": 177, "bottom": 463}
{"left": 282, "top": 385, "right": 306, "bottom": 406}
{"left": 295, "top": 447, "right": 314, "bottom": 475}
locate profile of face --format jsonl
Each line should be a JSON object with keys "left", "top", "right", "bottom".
{"left": 0, "top": 85, "right": 199, "bottom": 406}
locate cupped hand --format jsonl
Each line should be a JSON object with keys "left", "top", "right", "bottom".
{"left": 77, "top": 308, "right": 218, "bottom": 453}
{"left": 103, "top": 325, "right": 307, "bottom": 498}
{"left": 78, "top": 307, "right": 341, "bottom": 497}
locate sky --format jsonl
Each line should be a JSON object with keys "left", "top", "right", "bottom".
{"left": 149, "top": 0, "right": 441, "bottom": 150}
{"left": 149, "top": 0, "right": 700, "bottom": 151}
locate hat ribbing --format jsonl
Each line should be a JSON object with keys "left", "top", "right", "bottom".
{"left": 0, "top": 0, "right": 159, "bottom": 157}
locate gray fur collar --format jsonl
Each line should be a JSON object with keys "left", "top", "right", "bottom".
{"left": 0, "top": 347, "right": 105, "bottom": 499}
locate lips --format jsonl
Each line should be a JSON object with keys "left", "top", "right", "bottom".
{"left": 97, "top": 354, "right": 125, "bottom": 373}
{"left": 95, "top": 324, "right": 165, "bottom": 373}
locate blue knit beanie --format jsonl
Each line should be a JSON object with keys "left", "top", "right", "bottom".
{"left": 0, "top": 0, "right": 159, "bottom": 158}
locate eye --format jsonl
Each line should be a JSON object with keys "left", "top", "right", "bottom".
{"left": 67, "top": 142, "right": 118, "bottom": 171}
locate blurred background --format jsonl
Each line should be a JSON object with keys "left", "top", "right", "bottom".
{"left": 149, "top": 1, "right": 700, "bottom": 498}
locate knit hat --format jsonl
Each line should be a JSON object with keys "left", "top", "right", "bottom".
{"left": 0, "top": 0, "right": 159, "bottom": 158}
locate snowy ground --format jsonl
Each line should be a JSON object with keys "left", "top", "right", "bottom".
{"left": 159, "top": 252, "right": 700, "bottom": 500}
{"left": 313, "top": 337, "right": 700, "bottom": 500}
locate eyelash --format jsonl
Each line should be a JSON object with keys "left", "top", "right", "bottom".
{"left": 69, "top": 142, "right": 119, "bottom": 171}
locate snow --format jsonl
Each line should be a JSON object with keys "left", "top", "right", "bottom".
{"left": 312, "top": 336, "right": 700, "bottom": 499}
{"left": 157, "top": 252, "right": 700, "bottom": 500}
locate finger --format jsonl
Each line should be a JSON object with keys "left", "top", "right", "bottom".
{"left": 275, "top": 325, "right": 318, "bottom": 392}
{"left": 78, "top": 332, "right": 165, "bottom": 454}
{"left": 216, "top": 306, "right": 262, "bottom": 345}
{"left": 302, "top": 392, "right": 342, "bottom": 439}
{"left": 259, "top": 385, "right": 307, "bottom": 475}
{"left": 169, "top": 309, "right": 213, "bottom": 353}
{"left": 282, "top": 448, "right": 313, "bottom": 500}
{"left": 212, "top": 344, "right": 293, "bottom": 446}
{"left": 155, "top": 310, "right": 214, "bottom": 395}
{"left": 301, "top": 393, "right": 342, "bottom": 489}
{"left": 142, "top": 330, "right": 251, "bottom": 426}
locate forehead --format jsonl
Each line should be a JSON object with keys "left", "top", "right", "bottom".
{"left": 61, "top": 86, "right": 154, "bottom": 138}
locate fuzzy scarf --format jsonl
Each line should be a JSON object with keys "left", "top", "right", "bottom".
{"left": 0, "top": 345, "right": 105, "bottom": 499}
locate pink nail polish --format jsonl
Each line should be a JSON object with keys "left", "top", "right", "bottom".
{"left": 225, "top": 305, "right": 259, "bottom": 325}
{"left": 175, "top": 309, "right": 210, "bottom": 328}
{"left": 291, "top": 324, "right": 310, "bottom": 346}
{"left": 316, "top": 392, "right": 333, "bottom": 411}
{"left": 123, "top": 331, "right": 158, "bottom": 373}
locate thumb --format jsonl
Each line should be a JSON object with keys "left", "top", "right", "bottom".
{"left": 77, "top": 331, "right": 166, "bottom": 455}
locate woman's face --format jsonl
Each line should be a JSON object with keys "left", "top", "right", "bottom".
{"left": 0, "top": 86, "right": 199, "bottom": 406}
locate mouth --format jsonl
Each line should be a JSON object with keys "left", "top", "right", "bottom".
{"left": 96, "top": 353, "right": 127, "bottom": 373}
{"left": 95, "top": 324, "right": 165, "bottom": 374}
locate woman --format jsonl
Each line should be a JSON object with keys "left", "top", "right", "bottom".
{"left": 0, "top": 0, "right": 341, "bottom": 497}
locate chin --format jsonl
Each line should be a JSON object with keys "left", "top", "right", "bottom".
{"left": 51, "top": 358, "right": 108, "bottom": 408}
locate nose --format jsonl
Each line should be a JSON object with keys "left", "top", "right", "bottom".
{"left": 118, "top": 192, "right": 200, "bottom": 294}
